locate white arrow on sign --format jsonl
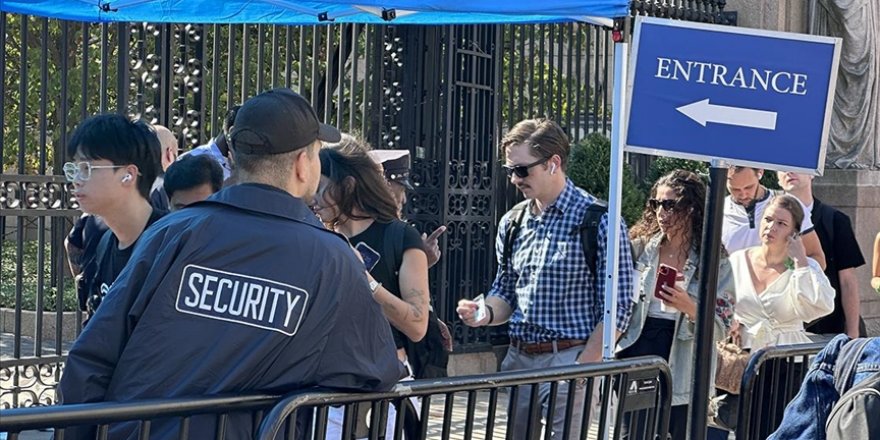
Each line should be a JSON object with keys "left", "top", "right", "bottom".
{"left": 676, "top": 98, "right": 778, "bottom": 130}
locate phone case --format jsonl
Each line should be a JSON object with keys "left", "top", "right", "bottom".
{"left": 653, "top": 264, "right": 678, "bottom": 298}
{"left": 354, "top": 242, "right": 381, "bottom": 272}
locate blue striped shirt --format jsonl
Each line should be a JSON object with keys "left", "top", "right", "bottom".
{"left": 489, "top": 179, "right": 635, "bottom": 342}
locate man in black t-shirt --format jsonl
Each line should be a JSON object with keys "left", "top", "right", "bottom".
{"left": 779, "top": 171, "right": 866, "bottom": 337}
{"left": 63, "top": 114, "right": 166, "bottom": 321}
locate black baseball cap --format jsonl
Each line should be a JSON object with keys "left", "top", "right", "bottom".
{"left": 230, "top": 88, "right": 341, "bottom": 155}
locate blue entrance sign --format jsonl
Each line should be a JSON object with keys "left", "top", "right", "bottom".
{"left": 626, "top": 17, "right": 841, "bottom": 174}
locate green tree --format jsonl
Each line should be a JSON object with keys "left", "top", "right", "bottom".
{"left": 568, "top": 133, "right": 645, "bottom": 225}
{"left": 644, "top": 156, "right": 780, "bottom": 192}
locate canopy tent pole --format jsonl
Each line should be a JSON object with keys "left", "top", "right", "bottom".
{"left": 602, "top": 32, "right": 628, "bottom": 363}
{"left": 599, "top": 29, "right": 628, "bottom": 440}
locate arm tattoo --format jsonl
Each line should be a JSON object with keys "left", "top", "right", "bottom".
{"left": 403, "top": 288, "right": 426, "bottom": 322}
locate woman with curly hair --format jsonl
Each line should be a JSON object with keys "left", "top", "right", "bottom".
{"left": 618, "top": 170, "right": 735, "bottom": 440}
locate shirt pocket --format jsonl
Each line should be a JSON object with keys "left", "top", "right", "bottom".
{"left": 550, "top": 241, "right": 569, "bottom": 263}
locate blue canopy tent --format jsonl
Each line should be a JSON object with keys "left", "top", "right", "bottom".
{"left": 0, "top": 0, "right": 625, "bottom": 25}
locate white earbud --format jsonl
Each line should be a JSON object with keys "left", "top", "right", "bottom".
{"left": 122, "top": 174, "right": 133, "bottom": 183}
{"left": 550, "top": 163, "right": 557, "bottom": 175}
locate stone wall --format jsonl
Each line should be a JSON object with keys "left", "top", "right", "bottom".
{"left": 813, "top": 170, "right": 880, "bottom": 335}
{"left": 725, "top": 0, "right": 810, "bottom": 33}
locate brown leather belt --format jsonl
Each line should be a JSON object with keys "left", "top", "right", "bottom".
{"left": 510, "top": 338, "right": 587, "bottom": 355}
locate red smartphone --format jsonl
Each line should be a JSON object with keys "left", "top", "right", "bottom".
{"left": 653, "top": 264, "right": 679, "bottom": 299}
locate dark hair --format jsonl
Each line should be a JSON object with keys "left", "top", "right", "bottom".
{"left": 67, "top": 114, "right": 161, "bottom": 200}
{"left": 728, "top": 166, "right": 762, "bottom": 175}
{"left": 630, "top": 170, "right": 706, "bottom": 253}
{"left": 319, "top": 138, "right": 399, "bottom": 226}
{"left": 500, "top": 118, "right": 570, "bottom": 170}
{"left": 233, "top": 146, "right": 303, "bottom": 186}
{"left": 766, "top": 194, "right": 804, "bottom": 233}
{"left": 224, "top": 105, "right": 242, "bottom": 134}
{"left": 163, "top": 155, "right": 224, "bottom": 199}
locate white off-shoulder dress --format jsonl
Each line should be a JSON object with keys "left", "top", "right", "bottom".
{"left": 729, "top": 248, "right": 835, "bottom": 350}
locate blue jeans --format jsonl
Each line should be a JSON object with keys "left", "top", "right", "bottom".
{"left": 768, "top": 335, "right": 880, "bottom": 440}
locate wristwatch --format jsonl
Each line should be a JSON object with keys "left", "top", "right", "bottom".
{"left": 368, "top": 279, "right": 382, "bottom": 295}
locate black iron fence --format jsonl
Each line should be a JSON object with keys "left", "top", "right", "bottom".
{"left": 735, "top": 342, "right": 825, "bottom": 439}
{"left": 1, "top": 0, "right": 731, "bottom": 409}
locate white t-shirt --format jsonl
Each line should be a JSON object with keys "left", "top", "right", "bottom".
{"left": 721, "top": 189, "right": 814, "bottom": 253}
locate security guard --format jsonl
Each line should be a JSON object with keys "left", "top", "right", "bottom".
{"left": 58, "top": 88, "right": 403, "bottom": 440}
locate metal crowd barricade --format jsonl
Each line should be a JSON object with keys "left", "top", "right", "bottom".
{"left": 256, "top": 357, "right": 672, "bottom": 440}
{"left": 735, "top": 342, "right": 825, "bottom": 439}
{"left": 0, "top": 393, "right": 280, "bottom": 439}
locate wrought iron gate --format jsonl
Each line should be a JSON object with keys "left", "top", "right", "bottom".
{"left": 1, "top": 0, "right": 733, "bottom": 408}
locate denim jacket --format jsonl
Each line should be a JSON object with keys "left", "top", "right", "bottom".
{"left": 617, "top": 234, "right": 735, "bottom": 406}
{"left": 768, "top": 335, "right": 880, "bottom": 440}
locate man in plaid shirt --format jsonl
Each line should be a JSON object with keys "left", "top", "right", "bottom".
{"left": 457, "top": 118, "right": 635, "bottom": 440}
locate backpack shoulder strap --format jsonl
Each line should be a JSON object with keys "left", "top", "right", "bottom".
{"left": 92, "top": 230, "right": 114, "bottom": 281}
{"left": 580, "top": 200, "right": 608, "bottom": 275}
{"left": 834, "top": 338, "right": 873, "bottom": 394}
{"left": 501, "top": 200, "right": 530, "bottom": 272}
{"left": 382, "top": 220, "right": 408, "bottom": 279}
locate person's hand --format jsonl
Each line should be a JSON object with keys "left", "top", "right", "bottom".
{"left": 729, "top": 320, "right": 742, "bottom": 346}
{"left": 422, "top": 226, "right": 447, "bottom": 268}
{"left": 871, "top": 276, "right": 880, "bottom": 294}
{"left": 787, "top": 234, "right": 808, "bottom": 267}
{"left": 457, "top": 298, "right": 489, "bottom": 327}
{"left": 657, "top": 278, "right": 696, "bottom": 319}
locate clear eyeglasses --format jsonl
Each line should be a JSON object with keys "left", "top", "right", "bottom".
{"left": 62, "top": 161, "right": 125, "bottom": 182}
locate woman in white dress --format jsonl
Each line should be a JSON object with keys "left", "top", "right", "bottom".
{"left": 728, "top": 194, "right": 834, "bottom": 438}
{"left": 729, "top": 194, "right": 834, "bottom": 350}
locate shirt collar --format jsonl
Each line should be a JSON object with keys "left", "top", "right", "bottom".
{"left": 541, "top": 178, "right": 578, "bottom": 215}
{"left": 199, "top": 183, "right": 324, "bottom": 229}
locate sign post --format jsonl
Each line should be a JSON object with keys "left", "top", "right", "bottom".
{"left": 623, "top": 16, "right": 841, "bottom": 439}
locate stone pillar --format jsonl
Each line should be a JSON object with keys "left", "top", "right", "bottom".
{"left": 724, "top": 0, "right": 809, "bottom": 33}
{"left": 814, "top": 170, "right": 880, "bottom": 336}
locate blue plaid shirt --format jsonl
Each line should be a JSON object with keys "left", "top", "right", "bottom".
{"left": 489, "top": 179, "right": 635, "bottom": 342}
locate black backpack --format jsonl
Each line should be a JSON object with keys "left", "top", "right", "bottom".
{"left": 501, "top": 199, "right": 608, "bottom": 279}
{"left": 826, "top": 338, "right": 880, "bottom": 439}
{"left": 382, "top": 220, "right": 451, "bottom": 380}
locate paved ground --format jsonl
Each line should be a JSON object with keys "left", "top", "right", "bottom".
{"left": 0, "top": 333, "right": 72, "bottom": 360}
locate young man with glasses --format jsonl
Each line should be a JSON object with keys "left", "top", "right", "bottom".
{"left": 63, "top": 114, "right": 166, "bottom": 322}
{"left": 456, "top": 118, "right": 636, "bottom": 440}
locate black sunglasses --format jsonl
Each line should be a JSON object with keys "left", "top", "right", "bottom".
{"left": 502, "top": 157, "right": 550, "bottom": 178}
{"left": 648, "top": 198, "right": 681, "bottom": 211}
